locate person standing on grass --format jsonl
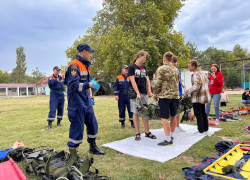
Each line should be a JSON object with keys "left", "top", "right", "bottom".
{"left": 171, "top": 55, "right": 186, "bottom": 132}
{"left": 65, "top": 43, "right": 105, "bottom": 156}
{"left": 46, "top": 66, "right": 65, "bottom": 130}
{"left": 128, "top": 50, "right": 156, "bottom": 141}
{"left": 184, "top": 60, "right": 211, "bottom": 136}
{"left": 153, "top": 52, "right": 179, "bottom": 146}
{"left": 114, "top": 65, "right": 134, "bottom": 129}
{"left": 206, "top": 64, "right": 224, "bottom": 125}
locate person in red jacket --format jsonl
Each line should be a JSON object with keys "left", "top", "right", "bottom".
{"left": 205, "top": 64, "right": 224, "bottom": 125}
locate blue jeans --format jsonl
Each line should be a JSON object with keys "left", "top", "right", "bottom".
{"left": 242, "top": 100, "right": 250, "bottom": 105}
{"left": 206, "top": 93, "right": 221, "bottom": 119}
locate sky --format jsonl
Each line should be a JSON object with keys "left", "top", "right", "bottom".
{"left": 1, "top": 0, "right": 250, "bottom": 76}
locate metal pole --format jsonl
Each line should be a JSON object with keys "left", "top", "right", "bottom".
{"left": 243, "top": 60, "right": 245, "bottom": 90}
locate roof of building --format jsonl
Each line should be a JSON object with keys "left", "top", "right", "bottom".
{"left": 0, "top": 83, "right": 36, "bottom": 87}
{"left": 236, "top": 61, "right": 250, "bottom": 71}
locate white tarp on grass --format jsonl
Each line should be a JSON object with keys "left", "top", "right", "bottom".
{"left": 102, "top": 124, "right": 222, "bottom": 163}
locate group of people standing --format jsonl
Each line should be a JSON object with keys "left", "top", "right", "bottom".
{"left": 114, "top": 51, "right": 224, "bottom": 146}
{"left": 46, "top": 43, "right": 225, "bottom": 160}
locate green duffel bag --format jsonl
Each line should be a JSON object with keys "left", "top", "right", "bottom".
{"left": 136, "top": 103, "right": 151, "bottom": 120}
{"left": 149, "top": 103, "right": 161, "bottom": 121}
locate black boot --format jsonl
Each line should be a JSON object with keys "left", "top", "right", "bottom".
{"left": 121, "top": 121, "right": 125, "bottom": 129}
{"left": 131, "top": 121, "right": 135, "bottom": 128}
{"left": 57, "top": 120, "right": 62, "bottom": 126}
{"left": 76, "top": 149, "right": 84, "bottom": 163}
{"left": 89, "top": 142, "right": 105, "bottom": 155}
{"left": 46, "top": 121, "right": 52, "bottom": 130}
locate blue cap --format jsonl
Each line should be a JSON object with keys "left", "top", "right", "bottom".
{"left": 122, "top": 65, "right": 128, "bottom": 69}
{"left": 77, "top": 43, "right": 96, "bottom": 52}
{"left": 53, "top": 66, "right": 61, "bottom": 71}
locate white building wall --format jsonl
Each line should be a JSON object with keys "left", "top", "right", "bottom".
{"left": 181, "top": 69, "right": 209, "bottom": 90}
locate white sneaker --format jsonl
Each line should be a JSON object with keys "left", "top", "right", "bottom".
{"left": 204, "top": 131, "right": 211, "bottom": 136}
{"left": 175, "top": 127, "right": 180, "bottom": 133}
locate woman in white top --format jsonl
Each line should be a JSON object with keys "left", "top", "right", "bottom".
{"left": 220, "top": 89, "right": 229, "bottom": 106}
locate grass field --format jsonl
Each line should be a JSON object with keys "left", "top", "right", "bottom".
{"left": 0, "top": 94, "right": 250, "bottom": 180}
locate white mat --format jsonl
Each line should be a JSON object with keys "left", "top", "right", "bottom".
{"left": 102, "top": 124, "right": 222, "bottom": 163}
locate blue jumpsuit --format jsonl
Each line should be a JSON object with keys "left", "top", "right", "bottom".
{"left": 65, "top": 55, "right": 98, "bottom": 148}
{"left": 47, "top": 75, "right": 65, "bottom": 122}
{"left": 114, "top": 74, "right": 133, "bottom": 122}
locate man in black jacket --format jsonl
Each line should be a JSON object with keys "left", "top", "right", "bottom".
{"left": 242, "top": 88, "right": 250, "bottom": 105}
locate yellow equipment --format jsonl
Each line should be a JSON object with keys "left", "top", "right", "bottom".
{"left": 203, "top": 144, "right": 250, "bottom": 180}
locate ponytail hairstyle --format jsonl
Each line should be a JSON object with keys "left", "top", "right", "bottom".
{"left": 211, "top": 63, "right": 220, "bottom": 72}
{"left": 133, "top": 51, "right": 148, "bottom": 63}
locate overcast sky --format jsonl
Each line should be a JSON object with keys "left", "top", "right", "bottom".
{"left": 1, "top": 0, "right": 250, "bottom": 76}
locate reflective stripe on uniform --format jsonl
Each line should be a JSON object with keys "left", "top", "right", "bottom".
{"left": 119, "top": 118, "right": 125, "bottom": 120}
{"left": 57, "top": 116, "right": 63, "bottom": 118}
{"left": 87, "top": 134, "right": 97, "bottom": 138}
{"left": 78, "top": 83, "right": 83, "bottom": 91}
{"left": 47, "top": 118, "right": 55, "bottom": 120}
{"left": 80, "top": 71, "right": 88, "bottom": 76}
{"left": 119, "top": 80, "right": 124, "bottom": 82}
{"left": 129, "top": 118, "right": 133, "bottom": 121}
{"left": 68, "top": 138, "right": 82, "bottom": 144}
{"left": 114, "top": 91, "right": 119, "bottom": 94}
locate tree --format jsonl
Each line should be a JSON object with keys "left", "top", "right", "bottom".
{"left": 28, "top": 67, "right": 46, "bottom": 95}
{"left": 225, "top": 69, "right": 241, "bottom": 90}
{"left": 12, "top": 46, "right": 27, "bottom": 83}
{"left": 233, "top": 44, "right": 249, "bottom": 59}
{"left": 65, "top": 0, "right": 190, "bottom": 81}
{"left": 186, "top": 41, "right": 200, "bottom": 60}
{"left": 0, "top": 70, "right": 11, "bottom": 83}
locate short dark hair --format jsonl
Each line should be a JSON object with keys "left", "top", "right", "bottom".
{"left": 188, "top": 60, "right": 198, "bottom": 68}
{"left": 172, "top": 55, "right": 178, "bottom": 63}
{"left": 245, "top": 88, "right": 249, "bottom": 90}
{"left": 163, "top": 52, "right": 173, "bottom": 62}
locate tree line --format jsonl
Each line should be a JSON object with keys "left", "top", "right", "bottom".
{"left": 64, "top": 0, "right": 249, "bottom": 90}
{"left": 0, "top": 46, "right": 46, "bottom": 86}
{"left": 187, "top": 42, "right": 249, "bottom": 89}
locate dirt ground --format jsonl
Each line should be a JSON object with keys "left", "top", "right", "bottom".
{"left": 225, "top": 89, "right": 244, "bottom": 94}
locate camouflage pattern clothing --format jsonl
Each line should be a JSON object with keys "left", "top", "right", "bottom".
{"left": 153, "top": 61, "right": 179, "bottom": 99}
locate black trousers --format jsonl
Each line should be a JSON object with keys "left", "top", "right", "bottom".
{"left": 193, "top": 103, "right": 208, "bottom": 133}
{"left": 220, "top": 102, "right": 227, "bottom": 106}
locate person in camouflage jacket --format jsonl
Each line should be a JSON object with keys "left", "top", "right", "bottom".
{"left": 153, "top": 52, "right": 179, "bottom": 146}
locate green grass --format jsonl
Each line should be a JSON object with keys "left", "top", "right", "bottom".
{"left": 0, "top": 95, "right": 250, "bottom": 180}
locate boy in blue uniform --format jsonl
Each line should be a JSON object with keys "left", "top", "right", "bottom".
{"left": 65, "top": 43, "right": 105, "bottom": 155}
{"left": 46, "top": 66, "right": 65, "bottom": 130}
{"left": 171, "top": 56, "right": 185, "bottom": 133}
{"left": 114, "top": 65, "right": 134, "bottom": 128}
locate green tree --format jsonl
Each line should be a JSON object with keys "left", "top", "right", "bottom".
{"left": 12, "top": 46, "right": 27, "bottom": 83}
{"left": 28, "top": 67, "right": 46, "bottom": 95}
{"left": 186, "top": 41, "right": 200, "bottom": 60}
{"left": 225, "top": 69, "right": 241, "bottom": 90}
{"left": 233, "top": 44, "right": 249, "bottom": 59}
{"left": 0, "top": 70, "right": 11, "bottom": 83}
{"left": 65, "top": 0, "right": 190, "bottom": 81}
